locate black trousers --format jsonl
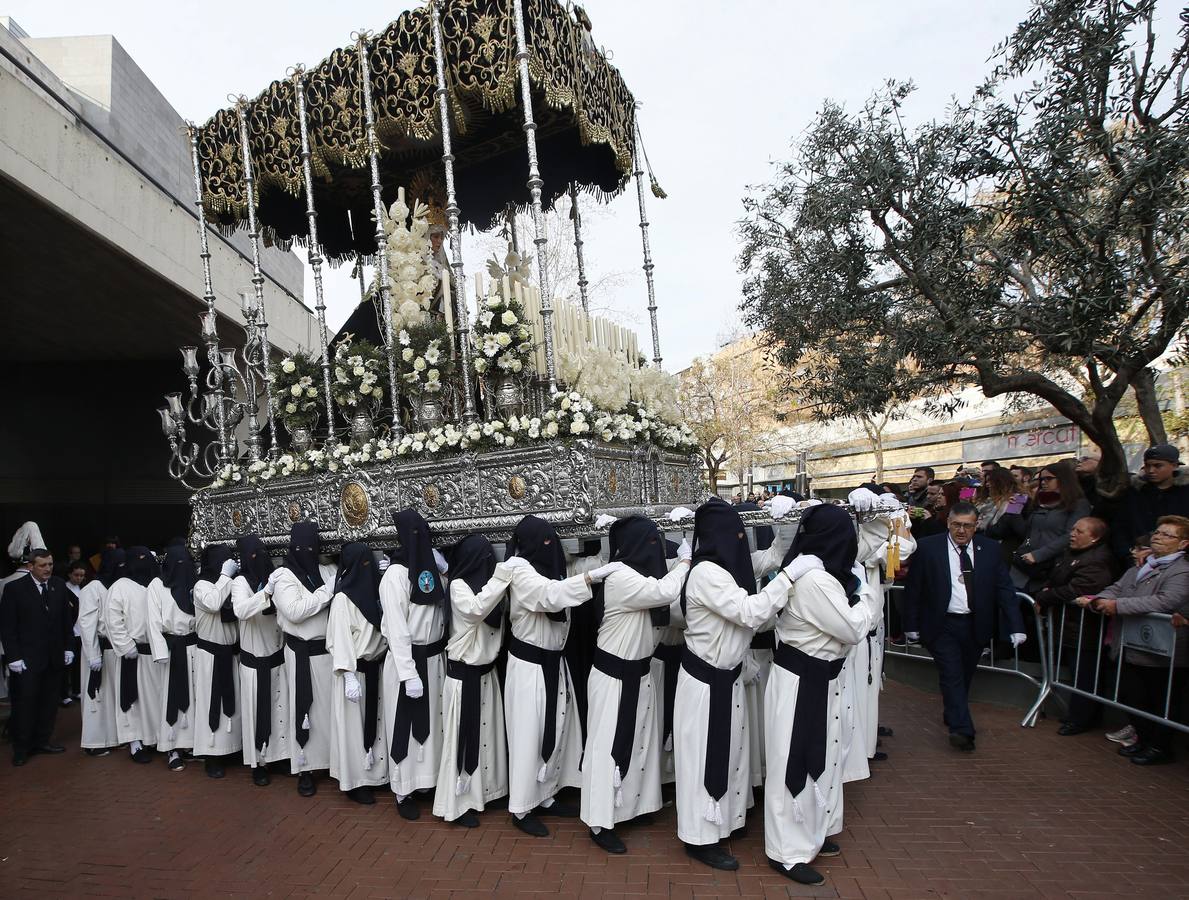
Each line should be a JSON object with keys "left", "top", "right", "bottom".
{"left": 1123, "top": 662, "right": 1188, "bottom": 754}
{"left": 9, "top": 665, "right": 62, "bottom": 753}
{"left": 1061, "top": 620, "right": 1111, "bottom": 728}
{"left": 926, "top": 613, "right": 980, "bottom": 738}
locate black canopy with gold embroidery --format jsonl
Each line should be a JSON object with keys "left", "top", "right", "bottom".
{"left": 197, "top": 0, "right": 636, "bottom": 259}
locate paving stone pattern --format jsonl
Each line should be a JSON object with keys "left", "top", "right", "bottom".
{"left": 2, "top": 679, "right": 1188, "bottom": 898}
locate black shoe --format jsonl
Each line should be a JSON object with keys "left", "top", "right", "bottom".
{"left": 297, "top": 772, "right": 316, "bottom": 797}
{"left": 397, "top": 796, "right": 420, "bottom": 820}
{"left": 534, "top": 801, "right": 579, "bottom": 817}
{"left": 512, "top": 813, "right": 548, "bottom": 837}
{"left": 591, "top": 828, "right": 626, "bottom": 854}
{"left": 12, "top": 751, "right": 27, "bottom": 767}
{"left": 252, "top": 766, "right": 271, "bottom": 787}
{"left": 684, "top": 842, "right": 738, "bottom": 871}
{"left": 167, "top": 754, "right": 185, "bottom": 772}
{"left": 347, "top": 786, "right": 375, "bottom": 805}
{"left": 768, "top": 858, "right": 825, "bottom": 885}
{"left": 451, "top": 811, "right": 480, "bottom": 828}
{"left": 730, "top": 824, "right": 748, "bottom": 840}
{"left": 948, "top": 733, "right": 975, "bottom": 752}
{"left": 872, "top": 751, "right": 888, "bottom": 761}
{"left": 205, "top": 758, "right": 225, "bottom": 779}
{"left": 35, "top": 743, "right": 65, "bottom": 754}
{"left": 817, "top": 839, "right": 841, "bottom": 858}
{"left": 131, "top": 748, "right": 153, "bottom": 764}
{"left": 1131, "top": 747, "right": 1175, "bottom": 766}
{"left": 878, "top": 726, "right": 894, "bottom": 737}
{"left": 83, "top": 747, "right": 111, "bottom": 757}
{"left": 1118, "top": 743, "right": 1148, "bottom": 758}
{"left": 1057, "top": 722, "right": 1090, "bottom": 736}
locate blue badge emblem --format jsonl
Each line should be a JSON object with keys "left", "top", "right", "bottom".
{"left": 418, "top": 570, "right": 436, "bottom": 594}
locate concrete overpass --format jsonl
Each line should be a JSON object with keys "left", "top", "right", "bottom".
{"left": 0, "top": 18, "right": 321, "bottom": 558}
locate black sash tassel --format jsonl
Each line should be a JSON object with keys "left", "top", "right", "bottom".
{"left": 240, "top": 647, "right": 285, "bottom": 752}
{"left": 680, "top": 647, "right": 742, "bottom": 803}
{"left": 197, "top": 638, "right": 239, "bottom": 732}
{"left": 391, "top": 635, "right": 447, "bottom": 766}
{"left": 284, "top": 634, "right": 328, "bottom": 748}
{"left": 164, "top": 632, "right": 198, "bottom": 726}
{"left": 774, "top": 641, "right": 845, "bottom": 798}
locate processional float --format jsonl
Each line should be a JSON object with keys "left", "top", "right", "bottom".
{"left": 161, "top": 0, "right": 741, "bottom": 552}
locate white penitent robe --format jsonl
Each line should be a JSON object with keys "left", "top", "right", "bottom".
{"left": 147, "top": 578, "right": 197, "bottom": 752}
{"left": 105, "top": 576, "right": 165, "bottom": 745}
{"left": 581, "top": 562, "right": 687, "bottom": 831}
{"left": 232, "top": 576, "right": 289, "bottom": 766}
{"left": 745, "top": 616, "right": 776, "bottom": 788}
{"left": 327, "top": 593, "right": 389, "bottom": 792}
{"left": 273, "top": 564, "right": 337, "bottom": 773}
{"left": 674, "top": 530, "right": 793, "bottom": 846}
{"left": 379, "top": 564, "right": 446, "bottom": 797}
{"left": 192, "top": 575, "right": 242, "bottom": 757}
{"left": 764, "top": 568, "right": 880, "bottom": 870}
{"left": 78, "top": 580, "right": 119, "bottom": 749}
{"left": 434, "top": 569, "right": 513, "bottom": 822}
{"left": 505, "top": 566, "right": 592, "bottom": 816}
{"left": 651, "top": 558, "right": 686, "bottom": 785}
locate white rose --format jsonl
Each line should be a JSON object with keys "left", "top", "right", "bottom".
{"left": 501, "top": 310, "right": 518, "bottom": 326}
{"left": 511, "top": 359, "right": 523, "bottom": 372}
{"left": 544, "top": 422, "right": 559, "bottom": 437}
{"left": 495, "top": 333, "right": 511, "bottom": 348}
{"left": 412, "top": 441, "right": 424, "bottom": 452}
{"left": 281, "top": 360, "right": 296, "bottom": 374}
{"left": 427, "top": 368, "right": 440, "bottom": 382}
{"left": 413, "top": 357, "right": 426, "bottom": 372}
{"left": 285, "top": 402, "right": 298, "bottom": 414}
{"left": 486, "top": 298, "right": 501, "bottom": 309}
{"left": 290, "top": 385, "right": 302, "bottom": 397}
{"left": 306, "top": 388, "right": 318, "bottom": 398}
{"left": 402, "top": 348, "right": 414, "bottom": 362}
{"left": 359, "top": 384, "right": 372, "bottom": 395}
{"left": 474, "top": 359, "right": 487, "bottom": 373}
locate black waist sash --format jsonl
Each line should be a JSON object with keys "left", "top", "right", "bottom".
{"left": 774, "top": 641, "right": 845, "bottom": 797}
{"left": 164, "top": 632, "right": 198, "bottom": 726}
{"left": 197, "top": 638, "right": 239, "bottom": 732}
{"left": 88, "top": 635, "right": 114, "bottom": 699}
{"left": 652, "top": 641, "right": 682, "bottom": 746}
{"left": 391, "top": 635, "right": 448, "bottom": 766}
{"left": 749, "top": 630, "right": 776, "bottom": 651}
{"left": 680, "top": 647, "right": 742, "bottom": 802}
{"left": 509, "top": 636, "right": 567, "bottom": 765}
{"left": 357, "top": 651, "right": 388, "bottom": 753}
{"left": 240, "top": 647, "right": 285, "bottom": 753}
{"left": 592, "top": 647, "right": 653, "bottom": 780}
{"left": 118, "top": 641, "right": 152, "bottom": 712}
{"left": 284, "top": 633, "right": 328, "bottom": 748}
{"left": 446, "top": 657, "right": 497, "bottom": 777}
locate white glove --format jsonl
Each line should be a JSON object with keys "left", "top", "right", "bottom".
{"left": 8, "top": 659, "right": 26, "bottom": 674}
{"left": 265, "top": 568, "right": 283, "bottom": 595}
{"left": 344, "top": 671, "right": 361, "bottom": 703}
{"left": 154, "top": 656, "right": 168, "bottom": 665}
{"left": 875, "top": 493, "right": 903, "bottom": 513}
{"left": 677, "top": 539, "right": 692, "bottom": 561}
{"left": 765, "top": 495, "right": 796, "bottom": 519}
{"left": 668, "top": 507, "right": 694, "bottom": 522}
{"left": 905, "top": 631, "right": 920, "bottom": 642}
{"left": 847, "top": 488, "right": 880, "bottom": 513}
{"left": 741, "top": 653, "right": 762, "bottom": 685}
{"left": 501, "top": 556, "right": 530, "bottom": 570}
{"left": 404, "top": 675, "right": 424, "bottom": 699}
{"left": 124, "top": 650, "right": 139, "bottom": 660}
{"left": 783, "top": 554, "right": 824, "bottom": 583}
{"left": 88, "top": 657, "right": 102, "bottom": 672}
{"left": 64, "top": 651, "right": 75, "bottom": 666}
{"left": 1010, "top": 633, "right": 1027, "bottom": 648}
{"left": 378, "top": 557, "right": 390, "bottom": 572}
{"left": 432, "top": 548, "right": 449, "bottom": 574}
{"left": 220, "top": 558, "right": 240, "bottom": 578}
{"left": 799, "top": 498, "right": 823, "bottom": 508}
{"left": 588, "top": 561, "right": 628, "bottom": 583}
{"left": 73, "top": 623, "right": 81, "bottom": 638}
{"left": 594, "top": 514, "right": 618, "bottom": 529}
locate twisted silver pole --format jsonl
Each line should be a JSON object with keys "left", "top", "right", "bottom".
{"left": 569, "top": 183, "right": 589, "bottom": 312}
{"left": 633, "top": 111, "right": 661, "bottom": 368}
{"left": 235, "top": 99, "right": 280, "bottom": 460}
{"left": 355, "top": 33, "right": 402, "bottom": 429}
{"left": 512, "top": 0, "right": 557, "bottom": 391}
{"left": 428, "top": 0, "right": 478, "bottom": 424}
{"left": 292, "top": 68, "right": 336, "bottom": 443}
{"left": 186, "top": 123, "right": 232, "bottom": 462}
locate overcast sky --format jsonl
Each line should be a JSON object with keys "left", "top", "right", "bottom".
{"left": 8, "top": 0, "right": 1035, "bottom": 371}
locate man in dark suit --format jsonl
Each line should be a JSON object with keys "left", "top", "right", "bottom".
{"left": 0, "top": 548, "right": 74, "bottom": 765}
{"left": 903, "top": 501, "right": 1026, "bottom": 751}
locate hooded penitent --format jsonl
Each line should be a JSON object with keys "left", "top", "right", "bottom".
{"left": 284, "top": 521, "right": 324, "bottom": 592}
{"left": 389, "top": 509, "right": 445, "bottom": 610}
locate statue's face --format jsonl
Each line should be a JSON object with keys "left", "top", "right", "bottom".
{"left": 430, "top": 232, "right": 444, "bottom": 252}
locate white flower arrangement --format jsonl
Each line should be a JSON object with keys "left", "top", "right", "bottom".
{"left": 379, "top": 192, "right": 437, "bottom": 336}
{"left": 470, "top": 281, "right": 534, "bottom": 378}
{"left": 270, "top": 351, "right": 325, "bottom": 430}
{"left": 331, "top": 334, "right": 385, "bottom": 415}
{"left": 396, "top": 320, "right": 454, "bottom": 393}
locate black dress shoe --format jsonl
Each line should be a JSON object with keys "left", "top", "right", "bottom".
{"left": 1118, "top": 743, "right": 1148, "bottom": 757}
{"left": 768, "top": 858, "right": 825, "bottom": 885}
{"left": 948, "top": 733, "right": 975, "bottom": 752}
{"left": 872, "top": 751, "right": 888, "bottom": 761}
{"left": 1057, "top": 722, "right": 1090, "bottom": 736}
{"left": 204, "top": 758, "right": 225, "bottom": 779}
{"left": 12, "top": 751, "right": 27, "bottom": 767}
{"left": 297, "top": 772, "right": 317, "bottom": 796}
{"left": 817, "top": 839, "right": 841, "bottom": 858}
{"left": 534, "top": 801, "right": 579, "bottom": 817}
{"left": 512, "top": 813, "right": 548, "bottom": 836}
{"left": 36, "top": 743, "right": 65, "bottom": 754}
{"left": 451, "top": 811, "right": 480, "bottom": 828}
{"left": 684, "top": 842, "right": 738, "bottom": 871}
{"left": 397, "top": 796, "right": 420, "bottom": 820}
{"left": 131, "top": 748, "right": 153, "bottom": 764}
{"left": 83, "top": 747, "right": 111, "bottom": 757}
{"left": 167, "top": 754, "right": 186, "bottom": 772}
{"left": 1131, "top": 747, "right": 1175, "bottom": 766}
{"left": 252, "top": 765, "right": 271, "bottom": 786}
{"left": 347, "top": 786, "right": 376, "bottom": 805}
{"left": 591, "top": 828, "right": 626, "bottom": 854}
{"left": 878, "top": 726, "right": 894, "bottom": 737}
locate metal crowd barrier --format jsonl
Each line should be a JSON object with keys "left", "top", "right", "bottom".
{"left": 883, "top": 585, "right": 1050, "bottom": 727}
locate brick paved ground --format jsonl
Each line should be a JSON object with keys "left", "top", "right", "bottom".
{"left": 2, "top": 678, "right": 1188, "bottom": 898}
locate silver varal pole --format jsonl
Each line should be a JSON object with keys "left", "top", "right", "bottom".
{"left": 186, "top": 123, "right": 231, "bottom": 461}
{"left": 292, "top": 68, "right": 337, "bottom": 443}
{"left": 235, "top": 99, "right": 280, "bottom": 460}
{"left": 355, "top": 33, "right": 402, "bottom": 428}
{"left": 429, "top": 1, "right": 479, "bottom": 424}
{"left": 633, "top": 111, "right": 661, "bottom": 368}
{"left": 569, "top": 183, "right": 589, "bottom": 312}
{"left": 512, "top": 0, "right": 557, "bottom": 391}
